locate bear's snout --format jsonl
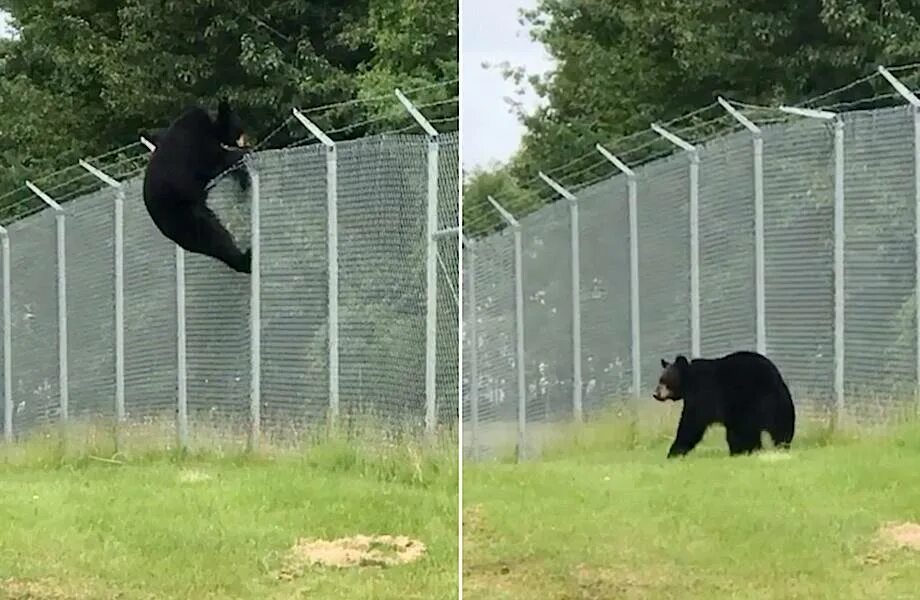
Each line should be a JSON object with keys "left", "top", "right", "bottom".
{"left": 652, "top": 384, "right": 671, "bottom": 401}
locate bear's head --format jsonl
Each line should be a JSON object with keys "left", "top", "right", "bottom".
{"left": 653, "top": 355, "right": 690, "bottom": 402}
{"left": 215, "top": 99, "right": 251, "bottom": 150}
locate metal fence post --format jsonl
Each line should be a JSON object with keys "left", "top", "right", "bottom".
{"left": 536, "top": 172, "right": 582, "bottom": 422}
{"left": 114, "top": 189, "right": 125, "bottom": 428}
{"left": 487, "top": 196, "right": 526, "bottom": 461}
{"left": 462, "top": 235, "right": 479, "bottom": 459}
{"left": 292, "top": 109, "right": 340, "bottom": 428}
{"left": 248, "top": 159, "right": 262, "bottom": 451}
{"left": 915, "top": 110, "right": 920, "bottom": 399}
{"left": 876, "top": 66, "right": 920, "bottom": 398}
{"left": 651, "top": 124, "right": 700, "bottom": 358}
{"left": 176, "top": 245, "right": 188, "bottom": 448}
{"left": 396, "top": 89, "right": 442, "bottom": 435}
{"left": 596, "top": 144, "right": 641, "bottom": 404}
{"left": 25, "top": 181, "right": 68, "bottom": 424}
{"left": 690, "top": 154, "right": 700, "bottom": 354}
{"left": 753, "top": 132, "right": 766, "bottom": 355}
{"left": 833, "top": 118, "right": 845, "bottom": 421}
{"left": 78, "top": 160, "right": 126, "bottom": 442}
{"left": 779, "top": 104, "right": 844, "bottom": 420}
{"left": 716, "top": 98, "right": 766, "bottom": 355}
{"left": 0, "top": 226, "right": 10, "bottom": 442}
{"left": 141, "top": 137, "right": 187, "bottom": 449}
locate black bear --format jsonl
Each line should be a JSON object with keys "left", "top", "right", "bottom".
{"left": 142, "top": 99, "right": 253, "bottom": 273}
{"left": 653, "top": 351, "right": 795, "bottom": 458}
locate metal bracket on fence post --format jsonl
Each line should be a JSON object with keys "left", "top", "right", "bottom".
{"left": 717, "top": 97, "right": 766, "bottom": 355}
{"left": 141, "top": 137, "right": 188, "bottom": 448}
{"left": 487, "top": 195, "right": 527, "bottom": 461}
{"left": 0, "top": 226, "right": 10, "bottom": 442}
{"left": 25, "top": 181, "right": 68, "bottom": 425}
{"left": 778, "top": 104, "right": 844, "bottom": 421}
{"left": 78, "top": 159, "right": 126, "bottom": 443}
{"left": 651, "top": 123, "right": 701, "bottom": 358}
{"left": 877, "top": 66, "right": 920, "bottom": 398}
{"left": 292, "top": 108, "right": 340, "bottom": 430}
{"left": 462, "top": 234, "right": 479, "bottom": 460}
{"left": 396, "top": 88, "right": 441, "bottom": 436}
{"left": 596, "top": 144, "right": 642, "bottom": 407}
{"left": 537, "top": 172, "right": 583, "bottom": 423}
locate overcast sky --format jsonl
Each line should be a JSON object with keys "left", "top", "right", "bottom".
{"left": 461, "top": 0, "right": 553, "bottom": 173}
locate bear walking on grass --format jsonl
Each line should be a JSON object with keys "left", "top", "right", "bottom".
{"left": 143, "top": 99, "right": 253, "bottom": 273}
{"left": 653, "top": 351, "right": 796, "bottom": 458}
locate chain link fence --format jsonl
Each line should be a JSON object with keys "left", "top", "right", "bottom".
{"left": 0, "top": 129, "right": 459, "bottom": 447}
{"left": 463, "top": 104, "right": 920, "bottom": 460}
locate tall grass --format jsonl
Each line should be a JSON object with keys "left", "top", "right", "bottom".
{"left": 464, "top": 406, "right": 920, "bottom": 599}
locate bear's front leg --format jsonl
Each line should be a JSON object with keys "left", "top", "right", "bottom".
{"left": 215, "top": 148, "right": 251, "bottom": 191}
{"left": 667, "top": 409, "right": 706, "bottom": 458}
{"left": 229, "top": 164, "right": 252, "bottom": 192}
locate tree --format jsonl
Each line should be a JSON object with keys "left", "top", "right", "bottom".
{"left": 463, "top": 0, "right": 920, "bottom": 236}
{"left": 0, "top": 0, "right": 458, "bottom": 207}
{"left": 0, "top": 1, "right": 459, "bottom": 429}
{"left": 462, "top": 165, "right": 530, "bottom": 237}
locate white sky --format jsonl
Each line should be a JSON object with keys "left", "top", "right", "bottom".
{"left": 461, "top": 0, "right": 554, "bottom": 172}
{"left": 0, "top": 12, "right": 11, "bottom": 38}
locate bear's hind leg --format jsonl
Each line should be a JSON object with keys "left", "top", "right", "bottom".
{"left": 179, "top": 204, "right": 251, "bottom": 274}
{"left": 726, "top": 425, "right": 762, "bottom": 456}
{"left": 767, "top": 424, "right": 793, "bottom": 449}
{"left": 767, "top": 389, "right": 795, "bottom": 449}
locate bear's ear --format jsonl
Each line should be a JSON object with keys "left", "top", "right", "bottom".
{"left": 216, "top": 98, "right": 231, "bottom": 125}
{"left": 144, "top": 127, "right": 166, "bottom": 145}
{"left": 660, "top": 358, "right": 669, "bottom": 368}
{"left": 674, "top": 355, "right": 689, "bottom": 367}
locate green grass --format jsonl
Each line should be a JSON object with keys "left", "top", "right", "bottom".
{"left": 0, "top": 425, "right": 458, "bottom": 599}
{"left": 463, "top": 410, "right": 920, "bottom": 599}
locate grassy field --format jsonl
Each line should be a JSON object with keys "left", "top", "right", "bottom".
{"left": 0, "top": 426, "right": 458, "bottom": 600}
{"left": 463, "top": 411, "right": 920, "bottom": 599}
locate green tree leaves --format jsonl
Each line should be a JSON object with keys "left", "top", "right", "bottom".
{"left": 0, "top": 0, "right": 458, "bottom": 206}
{"left": 463, "top": 0, "right": 920, "bottom": 236}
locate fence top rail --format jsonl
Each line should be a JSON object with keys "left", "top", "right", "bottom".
{"left": 0, "top": 129, "right": 457, "bottom": 229}
{"left": 463, "top": 100, "right": 913, "bottom": 242}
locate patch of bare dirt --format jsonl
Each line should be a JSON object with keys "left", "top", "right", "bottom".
{"left": 463, "top": 504, "right": 495, "bottom": 567}
{"left": 463, "top": 504, "right": 485, "bottom": 534}
{"left": 464, "top": 560, "right": 685, "bottom": 600}
{"left": 879, "top": 521, "right": 920, "bottom": 550}
{"left": 462, "top": 556, "right": 567, "bottom": 599}
{"left": 860, "top": 521, "right": 920, "bottom": 566}
{"left": 572, "top": 564, "right": 695, "bottom": 600}
{"left": 0, "top": 577, "right": 96, "bottom": 600}
{"left": 278, "top": 534, "right": 426, "bottom": 578}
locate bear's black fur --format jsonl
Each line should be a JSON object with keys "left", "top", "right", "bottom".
{"left": 142, "top": 100, "right": 253, "bottom": 273}
{"left": 653, "top": 351, "right": 796, "bottom": 458}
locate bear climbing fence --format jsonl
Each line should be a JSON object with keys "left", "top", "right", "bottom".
{"left": 462, "top": 65, "right": 920, "bottom": 461}
{"left": 0, "top": 91, "right": 459, "bottom": 449}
